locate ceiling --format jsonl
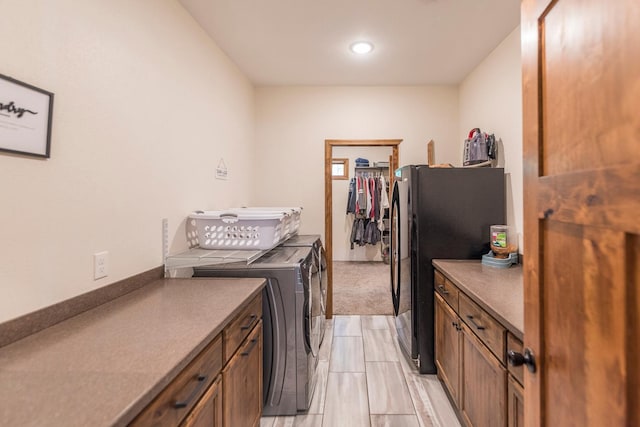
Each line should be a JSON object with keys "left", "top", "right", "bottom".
{"left": 178, "top": 0, "right": 521, "bottom": 86}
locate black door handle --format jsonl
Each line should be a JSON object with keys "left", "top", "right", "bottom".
{"left": 507, "top": 348, "right": 537, "bottom": 373}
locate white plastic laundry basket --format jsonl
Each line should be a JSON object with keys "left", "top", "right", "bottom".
{"left": 230, "top": 207, "right": 302, "bottom": 237}
{"left": 189, "top": 210, "right": 288, "bottom": 250}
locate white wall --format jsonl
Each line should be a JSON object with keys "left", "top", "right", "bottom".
{"left": 0, "top": 6, "right": 522, "bottom": 323}
{"left": 0, "top": 0, "right": 255, "bottom": 322}
{"left": 332, "top": 146, "right": 392, "bottom": 261}
{"left": 253, "top": 86, "right": 459, "bottom": 243}
{"left": 459, "top": 27, "right": 523, "bottom": 253}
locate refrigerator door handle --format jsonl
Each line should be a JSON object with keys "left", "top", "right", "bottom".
{"left": 390, "top": 181, "right": 401, "bottom": 316}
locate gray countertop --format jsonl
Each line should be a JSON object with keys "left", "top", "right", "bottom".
{"left": 432, "top": 260, "right": 523, "bottom": 339}
{"left": 0, "top": 277, "right": 265, "bottom": 427}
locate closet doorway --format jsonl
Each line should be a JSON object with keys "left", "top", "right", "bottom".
{"left": 324, "top": 139, "right": 402, "bottom": 318}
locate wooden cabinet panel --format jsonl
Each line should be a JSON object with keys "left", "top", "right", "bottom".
{"left": 131, "top": 335, "right": 223, "bottom": 427}
{"left": 434, "top": 266, "right": 522, "bottom": 427}
{"left": 507, "top": 375, "right": 524, "bottom": 427}
{"left": 224, "top": 293, "right": 262, "bottom": 364}
{"left": 459, "top": 292, "right": 505, "bottom": 362}
{"left": 461, "top": 322, "right": 507, "bottom": 427}
{"left": 180, "top": 377, "right": 223, "bottom": 427}
{"left": 434, "top": 270, "right": 459, "bottom": 311}
{"left": 223, "top": 320, "right": 263, "bottom": 427}
{"left": 506, "top": 333, "right": 524, "bottom": 386}
{"left": 435, "top": 293, "right": 461, "bottom": 405}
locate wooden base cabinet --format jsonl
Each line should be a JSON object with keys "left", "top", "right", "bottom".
{"left": 434, "top": 268, "right": 522, "bottom": 427}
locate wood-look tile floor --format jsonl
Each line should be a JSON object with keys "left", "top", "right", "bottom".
{"left": 260, "top": 315, "right": 462, "bottom": 427}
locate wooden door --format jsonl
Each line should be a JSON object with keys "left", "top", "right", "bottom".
{"left": 522, "top": 0, "right": 640, "bottom": 426}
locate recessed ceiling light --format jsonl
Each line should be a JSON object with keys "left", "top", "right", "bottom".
{"left": 350, "top": 41, "right": 374, "bottom": 54}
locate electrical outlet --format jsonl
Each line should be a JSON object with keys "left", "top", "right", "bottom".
{"left": 94, "top": 251, "right": 108, "bottom": 280}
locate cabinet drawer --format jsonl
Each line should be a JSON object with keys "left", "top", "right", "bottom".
{"left": 224, "top": 293, "right": 262, "bottom": 363}
{"left": 131, "top": 335, "right": 223, "bottom": 427}
{"left": 506, "top": 333, "right": 524, "bottom": 386}
{"left": 459, "top": 292, "right": 505, "bottom": 363}
{"left": 434, "top": 270, "right": 459, "bottom": 311}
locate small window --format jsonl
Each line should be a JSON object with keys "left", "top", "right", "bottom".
{"left": 331, "top": 158, "right": 349, "bottom": 180}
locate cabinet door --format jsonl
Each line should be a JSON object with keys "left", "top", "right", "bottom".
{"left": 180, "top": 377, "right": 223, "bottom": 427}
{"left": 507, "top": 375, "right": 524, "bottom": 427}
{"left": 435, "top": 293, "right": 461, "bottom": 405}
{"left": 461, "top": 322, "right": 507, "bottom": 427}
{"left": 223, "top": 321, "right": 263, "bottom": 427}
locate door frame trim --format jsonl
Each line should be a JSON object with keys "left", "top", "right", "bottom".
{"left": 324, "top": 139, "right": 402, "bottom": 318}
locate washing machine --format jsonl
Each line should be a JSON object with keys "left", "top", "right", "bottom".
{"left": 193, "top": 245, "right": 320, "bottom": 416}
{"left": 279, "top": 234, "right": 327, "bottom": 343}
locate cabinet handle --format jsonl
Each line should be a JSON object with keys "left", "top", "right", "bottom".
{"left": 241, "top": 338, "right": 259, "bottom": 356}
{"left": 174, "top": 374, "right": 208, "bottom": 409}
{"left": 466, "top": 315, "right": 485, "bottom": 330}
{"left": 451, "top": 321, "right": 461, "bottom": 331}
{"left": 438, "top": 285, "right": 449, "bottom": 295}
{"left": 241, "top": 314, "right": 258, "bottom": 330}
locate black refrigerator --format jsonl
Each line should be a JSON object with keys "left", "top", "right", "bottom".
{"left": 390, "top": 165, "right": 505, "bottom": 374}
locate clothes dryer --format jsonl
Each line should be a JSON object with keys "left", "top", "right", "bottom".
{"left": 279, "top": 234, "right": 327, "bottom": 343}
{"left": 193, "top": 246, "right": 319, "bottom": 416}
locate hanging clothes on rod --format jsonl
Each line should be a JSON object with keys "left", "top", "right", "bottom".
{"left": 378, "top": 174, "right": 389, "bottom": 232}
{"left": 347, "top": 170, "right": 387, "bottom": 249}
{"left": 346, "top": 177, "right": 357, "bottom": 214}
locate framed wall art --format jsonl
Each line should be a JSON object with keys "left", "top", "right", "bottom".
{"left": 0, "top": 74, "right": 54, "bottom": 158}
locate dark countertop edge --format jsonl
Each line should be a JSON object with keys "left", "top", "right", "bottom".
{"left": 113, "top": 278, "right": 266, "bottom": 426}
{"left": 433, "top": 260, "right": 524, "bottom": 340}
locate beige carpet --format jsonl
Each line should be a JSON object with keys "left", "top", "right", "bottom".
{"left": 332, "top": 261, "right": 393, "bottom": 315}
